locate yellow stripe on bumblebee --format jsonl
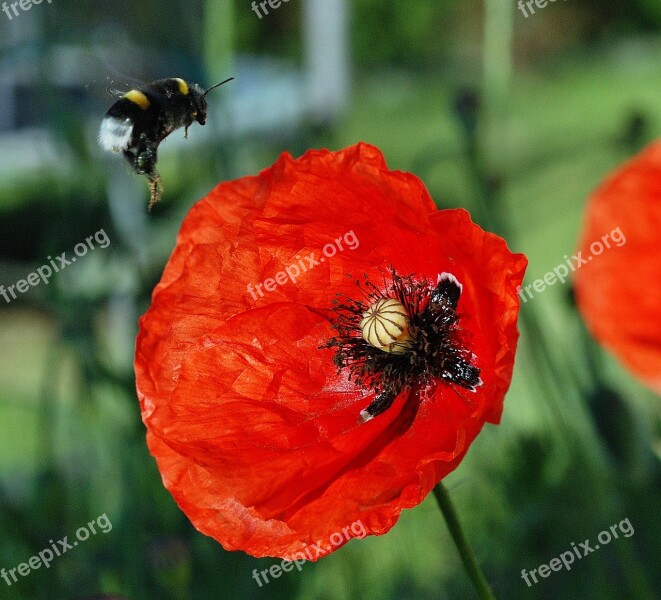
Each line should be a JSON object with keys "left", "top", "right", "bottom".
{"left": 174, "top": 78, "right": 189, "bottom": 95}
{"left": 123, "top": 89, "right": 150, "bottom": 110}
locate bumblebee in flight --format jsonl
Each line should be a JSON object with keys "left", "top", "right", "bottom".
{"left": 99, "top": 77, "right": 233, "bottom": 209}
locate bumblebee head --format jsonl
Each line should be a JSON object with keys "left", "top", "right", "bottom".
{"left": 193, "top": 77, "right": 234, "bottom": 126}
{"left": 188, "top": 84, "right": 209, "bottom": 125}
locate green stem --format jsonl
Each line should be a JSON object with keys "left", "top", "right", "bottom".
{"left": 433, "top": 482, "right": 496, "bottom": 600}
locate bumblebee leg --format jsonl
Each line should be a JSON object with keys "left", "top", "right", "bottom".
{"left": 138, "top": 143, "right": 161, "bottom": 206}
{"left": 128, "top": 136, "right": 165, "bottom": 209}
{"left": 133, "top": 137, "right": 159, "bottom": 177}
{"left": 121, "top": 137, "right": 157, "bottom": 176}
{"left": 147, "top": 173, "right": 164, "bottom": 211}
{"left": 122, "top": 148, "right": 141, "bottom": 174}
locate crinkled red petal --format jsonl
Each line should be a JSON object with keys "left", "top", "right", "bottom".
{"left": 135, "top": 142, "right": 526, "bottom": 559}
{"left": 575, "top": 141, "right": 661, "bottom": 395}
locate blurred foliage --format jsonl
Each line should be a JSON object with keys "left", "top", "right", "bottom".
{"left": 235, "top": 0, "right": 301, "bottom": 59}
{"left": 350, "top": 0, "right": 464, "bottom": 68}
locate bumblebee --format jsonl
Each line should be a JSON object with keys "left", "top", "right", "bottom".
{"left": 99, "top": 77, "right": 233, "bottom": 209}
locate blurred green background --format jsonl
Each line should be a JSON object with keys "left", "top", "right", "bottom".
{"left": 0, "top": 0, "right": 659, "bottom": 599}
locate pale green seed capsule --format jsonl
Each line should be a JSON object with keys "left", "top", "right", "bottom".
{"left": 360, "top": 298, "right": 413, "bottom": 354}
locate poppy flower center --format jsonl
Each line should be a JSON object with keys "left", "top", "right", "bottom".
{"left": 324, "top": 270, "right": 482, "bottom": 423}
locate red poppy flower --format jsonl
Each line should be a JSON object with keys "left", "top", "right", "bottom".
{"left": 575, "top": 141, "right": 661, "bottom": 395}
{"left": 135, "top": 142, "right": 527, "bottom": 560}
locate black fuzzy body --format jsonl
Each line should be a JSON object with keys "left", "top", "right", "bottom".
{"left": 100, "top": 78, "right": 210, "bottom": 208}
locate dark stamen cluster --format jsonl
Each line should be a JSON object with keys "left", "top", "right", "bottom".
{"left": 323, "top": 269, "right": 481, "bottom": 422}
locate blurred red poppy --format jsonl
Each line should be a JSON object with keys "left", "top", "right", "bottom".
{"left": 135, "top": 143, "right": 527, "bottom": 560}
{"left": 575, "top": 141, "right": 661, "bottom": 395}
